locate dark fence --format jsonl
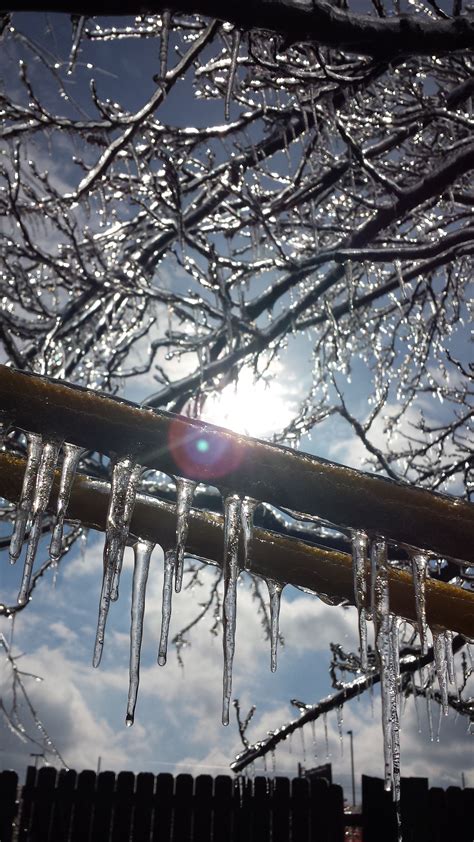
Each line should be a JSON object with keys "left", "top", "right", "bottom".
{"left": 1, "top": 767, "right": 473, "bottom": 841}
{"left": 0, "top": 766, "right": 344, "bottom": 842}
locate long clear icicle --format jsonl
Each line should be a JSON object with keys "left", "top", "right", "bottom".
{"left": 222, "top": 494, "right": 242, "bottom": 726}
{"left": 158, "top": 548, "right": 176, "bottom": 666}
{"left": 445, "top": 630, "right": 456, "bottom": 687}
{"left": 351, "top": 529, "right": 369, "bottom": 670}
{"left": 373, "top": 536, "right": 401, "bottom": 815}
{"left": 49, "top": 443, "right": 84, "bottom": 562}
{"left": 411, "top": 553, "right": 429, "bottom": 653}
{"left": 265, "top": 578, "right": 283, "bottom": 673}
{"left": 225, "top": 29, "right": 241, "bottom": 120}
{"left": 10, "top": 433, "right": 43, "bottom": 565}
{"left": 160, "top": 10, "right": 171, "bottom": 78}
{"left": 432, "top": 631, "right": 449, "bottom": 714}
{"left": 93, "top": 456, "right": 141, "bottom": 668}
{"left": 174, "top": 477, "right": 196, "bottom": 593}
{"left": 18, "top": 440, "right": 61, "bottom": 605}
{"left": 126, "top": 539, "right": 154, "bottom": 726}
{"left": 241, "top": 497, "right": 258, "bottom": 570}
{"left": 110, "top": 460, "right": 142, "bottom": 602}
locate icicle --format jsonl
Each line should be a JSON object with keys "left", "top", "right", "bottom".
{"left": 222, "top": 494, "right": 242, "bottom": 726}
{"left": 126, "top": 539, "right": 154, "bottom": 726}
{"left": 67, "top": 15, "right": 86, "bottom": 75}
{"left": 160, "top": 10, "right": 171, "bottom": 78}
{"left": 158, "top": 548, "right": 176, "bottom": 666}
{"left": 445, "top": 630, "right": 456, "bottom": 686}
{"left": 241, "top": 497, "right": 258, "bottom": 570}
{"left": 394, "top": 259, "right": 407, "bottom": 299}
{"left": 411, "top": 553, "right": 429, "bottom": 654}
{"left": 426, "top": 688, "right": 434, "bottom": 741}
{"left": 351, "top": 530, "right": 369, "bottom": 670}
{"left": 336, "top": 706, "right": 344, "bottom": 756}
{"left": 311, "top": 719, "right": 317, "bottom": 760}
{"left": 93, "top": 457, "right": 141, "bottom": 667}
{"left": 271, "top": 747, "right": 276, "bottom": 773}
{"left": 323, "top": 712, "right": 329, "bottom": 758}
{"left": 436, "top": 705, "right": 443, "bottom": 743}
{"left": 345, "top": 261, "right": 354, "bottom": 312}
{"left": 18, "top": 441, "right": 61, "bottom": 605}
{"left": 9, "top": 433, "right": 43, "bottom": 565}
{"left": 299, "top": 726, "right": 306, "bottom": 762}
{"left": 432, "top": 631, "right": 449, "bottom": 714}
{"left": 388, "top": 614, "right": 401, "bottom": 812}
{"left": 372, "top": 538, "right": 395, "bottom": 794}
{"left": 49, "top": 443, "right": 84, "bottom": 562}
{"left": 174, "top": 477, "right": 196, "bottom": 593}
{"left": 265, "top": 578, "right": 283, "bottom": 673}
{"left": 110, "top": 460, "right": 142, "bottom": 602}
{"left": 225, "top": 29, "right": 241, "bottom": 121}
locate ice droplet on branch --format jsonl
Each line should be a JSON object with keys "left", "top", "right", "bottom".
{"left": 158, "top": 548, "right": 176, "bottom": 666}
{"left": 241, "top": 497, "right": 258, "bottom": 570}
{"left": 126, "top": 539, "right": 154, "bottom": 726}
{"left": 49, "top": 443, "right": 84, "bottom": 562}
{"left": 411, "top": 553, "right": 429, "bottom": 654}
{"left": 222, "top": 493, "right": 242, "bottom": 726}
{"left": 93, "top": 456, "right": 141, "bottom": 668}
{"left": 174, "top": 476, "right": 196, "bottom": 593}
{"left": 264, "top": 578, "right": 283, "bottom": 673}
{"left": 18, "top": 440, "right": 61, "bottom": 605}
{"left": 351, "top": 529, "right": 369, "bottom": 670}
{"left": 9, "top": 433, "right": 42, "bottom": 566}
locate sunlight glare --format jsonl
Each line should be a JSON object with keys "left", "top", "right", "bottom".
{"left": 200, "top": 367, "right": 296, "bottom": 438}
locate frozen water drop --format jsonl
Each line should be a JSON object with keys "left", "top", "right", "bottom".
{"left": 126, "top": 539, "right": 154, "bottom": 725}
{"left": 49, "top": 443, "right": 84, "bottom": 562}
{"left": 174, "top": 476, "right": 196, "bottom": 593}
{"left": 222, "top": 493, "right": 242, "bottom": 726}
{"left": 158, "top": 548, "right": 176, "bottom": 666}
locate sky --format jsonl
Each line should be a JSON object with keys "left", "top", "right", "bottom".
{"left": 1, "top": 11, "right": 473, "bottom": 802}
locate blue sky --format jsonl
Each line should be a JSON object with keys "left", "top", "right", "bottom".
{"left": 1, "top": 11, "right": 473, "bottom": 800}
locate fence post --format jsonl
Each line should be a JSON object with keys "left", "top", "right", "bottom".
{"left": 0, "top": 770, "right": 18, "bottom": 842}
{"left": 272, "top": 777, "right": 290, "bottom": 842}
{"left": 291, "top": 776, "right": 310, "bottom": 841}
{"left": 132, "top": 772, "right": 154, "bottom": 842}
{"left": 194, "top": 774, "right": 213, "bottom": 841}
{"left": 400, "top": 777, "right": 429, "bottom": 842}
{"left": 90, "top": 770, "right": 115, "bottom": 842}
{"left": 153, "top": 772, "right": 174, "bottom": 842}
{"left": 362, "top": 776, "right": 397, "bottom": 842}
{"left": 50, "top": 768, "right": 76, "bottom": 842}
{"left": 252, "top": 777, "right": 271, "bottom": 842}
{"left": 213, "top": 775, "right": 233, "bottom": 840}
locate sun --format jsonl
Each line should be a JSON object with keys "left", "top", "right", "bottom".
{"left": 200, "top": 367, "right": 296, "bottom": 439}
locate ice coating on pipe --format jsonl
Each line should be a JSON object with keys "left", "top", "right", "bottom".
{"left": 158, "top": 548, "right": 176, "bottom": 666}
{"left": 126, "top": 539, "right": 154, "bottom": 726}
{"left": 222, "top": 493, "right": 242, "bottom": 726}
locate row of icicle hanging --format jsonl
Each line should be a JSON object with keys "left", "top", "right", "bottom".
{"left": 1, "top": 425, "right": 457, "bottom": 820}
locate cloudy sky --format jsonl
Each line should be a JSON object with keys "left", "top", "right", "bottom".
{"left": 1, "top": 11, "right": 473, "bottom": 802}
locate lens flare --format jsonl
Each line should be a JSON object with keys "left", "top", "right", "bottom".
{"left": 168, "top": 419, "right": 243, "bottom": 480}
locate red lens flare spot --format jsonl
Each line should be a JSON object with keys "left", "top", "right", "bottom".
{"left": 168, "top": 418, "right": 243, "bottom": 481}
